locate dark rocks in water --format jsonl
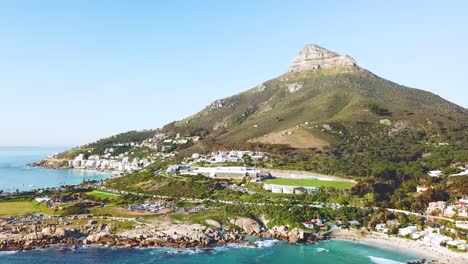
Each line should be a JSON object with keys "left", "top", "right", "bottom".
{"left": 57, "top": 247, "right": 68, "bottom": 252}
{"left": 406, "top": 259, "right": 427, "bottom": 264}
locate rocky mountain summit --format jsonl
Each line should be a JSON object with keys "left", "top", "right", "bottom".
{"left": 287, "top": 44, "right": 357, "bottom": 72}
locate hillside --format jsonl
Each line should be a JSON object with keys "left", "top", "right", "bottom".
{"left": 164, "top": 44, "right": 466, "bottom": 149}
{"left": 55, "top": 44, "right": 468, "bottom": 156}
{"left": 41, "top": 44, "right": 468, "bottom": 210}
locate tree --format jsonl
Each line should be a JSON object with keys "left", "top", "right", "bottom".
{"left": 242, "top": 154, "right": 253, "bottom": 166}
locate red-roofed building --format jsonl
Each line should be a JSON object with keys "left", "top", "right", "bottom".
{"left": 302, "top": 221, "right": 314, "bottom": 229}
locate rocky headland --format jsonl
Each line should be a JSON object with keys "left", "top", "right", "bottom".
{"left": 0, "top": 216, "right": 327, "bottom": 252}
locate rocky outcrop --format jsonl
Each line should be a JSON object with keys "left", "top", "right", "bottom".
{"left": 24, "top": 232, "right": 44, "bottom": 240}
{"left": 229, "top": 217, "right": 261, "bottom": 234}
{"left": 287, "top": 82, "right": 303, "bottom": 93}
{"left": 85, "top": 231, "right": 113, "bottom": 244}
{"left": 205, "top": 219, "right": 222, "bottom": 228}
{"left": 287, "top": 44, "right": 357, "bottom": 73}
{"left": 0, "top": 215, "right": 327, "bottom": 252}
{"left": 263, "top": 225, "right": 320, "bottom": 244}
{"left": 30, "top": 158, "right": 69, "bottom": 169}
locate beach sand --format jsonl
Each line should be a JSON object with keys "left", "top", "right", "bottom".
{"left": 333, "top": 229, "right": 468, "bottom": 264}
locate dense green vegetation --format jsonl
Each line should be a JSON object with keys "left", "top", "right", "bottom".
{"left": 264, "top": 178, "right": 354, "bottom": 188}
{"left": 267, "top": 121, "right": 468, "bottom": 209}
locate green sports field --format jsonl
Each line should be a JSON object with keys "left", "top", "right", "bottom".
{"left": 86, "top": 190, "right": 121, "bottom": 200}
{"left": 264, "top": 178, "right": 354, "bottom": 189}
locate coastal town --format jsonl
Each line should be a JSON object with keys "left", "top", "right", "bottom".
{"left": 6, "top": 128, "right": 467, "bottom": 264}
{"left": 2, "top": 141, "right": 468, "bottom": 264}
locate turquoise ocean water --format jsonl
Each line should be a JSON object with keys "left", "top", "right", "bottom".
{"left": 0, "top": 240, "right": 420, "bottom": 264}
{"left": 0, "top": 147, "right": 109, "bottom": 192}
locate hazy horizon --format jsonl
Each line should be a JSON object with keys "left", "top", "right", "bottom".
{"left": 1, "top": 1, "right": 467, "bottom": 146}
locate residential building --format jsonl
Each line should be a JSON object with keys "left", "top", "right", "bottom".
{"left": 375, "top": 223, "right": 389, "bottom": 233}
{"left": 426, "top": 201, "right": 447, "bottom": 216}
{"left": 398, "top": 226, "right": 417, "bottom": 236}
{"left": 263, "top": 184, "right": 318, "bottom": 195}
{"left": 192, "top": 166, "right": 260, "bottom": 178}
{"left": 455, "top": 221, "right": 468, "bottom": 230}
{"left": 416, "top": 185, "right": 433, "bottom": 193}
{"left": 302, "top": 221, "right": 314, "bottom": 229}
{"left": 428, "top": 170, "right": 443, "bottom": 177}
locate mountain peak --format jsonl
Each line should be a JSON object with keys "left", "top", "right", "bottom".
{"left": 287, "top": 44, "right": 357, "bottom": 73}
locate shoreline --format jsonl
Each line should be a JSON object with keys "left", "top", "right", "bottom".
{"left": 332, "top": 229, "right": 468, "bottom": 264}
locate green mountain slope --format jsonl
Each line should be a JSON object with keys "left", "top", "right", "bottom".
{"left": 166, "top": 45, "right": 466, "bottom": 148}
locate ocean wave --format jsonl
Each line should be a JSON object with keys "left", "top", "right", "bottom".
{"left": 315, "top": 247, "right": 328, "bottom": 253}
{"left": 149, "top": 248, "right": 206, "bottom": 256}
{"left": 369, "top": 256, "right": 405, "bottom": 264}
{"left": 0, "top": 251, "right": 17, "bottom": 255}
{"left": 254, "top": 239, "right": 279, "bottom": 248}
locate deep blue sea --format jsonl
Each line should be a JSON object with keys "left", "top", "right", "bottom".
{"left": 0, "top": 240, "right": 421, "bottom": 264}
{"left": 0, "top": 147, "right": 109, "bottom": 192}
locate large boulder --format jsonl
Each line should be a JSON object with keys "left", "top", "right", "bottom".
{"left": 287, "top": 228, "right": 304, "bottom": 243}
{"left": 205, "top": 219, "right": 222, "bottom": 228}
{"left": 24, "top": 232, "right": 44, "bottom": 240}
{"left": 86, "top": 232, "right": 112, "bottom": 243}
{"left": 41, "top": 227, "right": 53, "bottom": 236}
{"left": 55, "top": 228, "right": 67, "bottom": 238}
{"left": 229, "top": 217, "right": 261, "bottom": 234}
{"left": 41, "top": 226, "right": 69, "bottom": 238}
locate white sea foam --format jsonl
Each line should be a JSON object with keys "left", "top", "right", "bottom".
{"left": 316, "top": 247, "right": 328, "bottom": 253}
{"left": 0, "top": 251, "right": 17, "bottom": 255}
{"left": 150, "top": 248, "right": 205, "bottom": 255}
{"left": 254, "top": 239, "right": 279, "bottom": 248}
{"left": 369, "top": 256, "right": 405, "bottom": 264}
{"left": 221, "top": 239, "right": 279, "bottom": 249}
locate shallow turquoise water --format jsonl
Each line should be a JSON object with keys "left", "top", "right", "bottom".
{"left": 0, "top": 240, "right": 421, "bottom": 264}
{"left": 0, "top": 147, "right": 110, "bottom": 192}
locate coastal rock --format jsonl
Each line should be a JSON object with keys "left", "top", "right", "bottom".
{"left": 205, "top": 219, "right": 222, "bottom": 228}
{"left": 86, "top": 232, "right": 113, "bottom": 243}
{"left": 24, "top": 232, "right": 44, "bottom": 240}
{"left": 40, "top": 227, "right": 70, "bottom": 238}
{"left": 229, "top": 217, "right": 261, "bottom": 234}
{"left": 287, "top": 228, "right": 304, "bottom": 243}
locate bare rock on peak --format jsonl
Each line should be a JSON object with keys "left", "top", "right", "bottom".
{"left": 287, "top": 44, "right": 357, "bottom": 73}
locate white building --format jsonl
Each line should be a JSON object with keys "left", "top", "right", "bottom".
{"left": 455, "top": 221, "right": 468, "bottom": 230}
{"left": 263, "top": 184, "right": 318, "bottom": 195}
{"left": 35, "top": 196, "right": 51, "bottom": 203}
{"left": 422, "top": 232, "right": 452, "bottom": 245}
{"left": 193, "top": 166, "right": 260, "bottom": 178}
{"left": 375, "top": 223, "right": 389, "bottom": 233}
{"left": 426, "top": 201, "right": 447, "bottom": 216}
{"left": 398, "top": 226, "right": 417, "bottom": 236}
{"left": 416, "top": 185, "right": 433, "bottom": 193}
{"left": 428, "top": 170, "right": 443, "bottom": 177}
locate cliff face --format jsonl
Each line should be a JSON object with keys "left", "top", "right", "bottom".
{"left": 287, "top": 44, "right": 357, "bottom": 73}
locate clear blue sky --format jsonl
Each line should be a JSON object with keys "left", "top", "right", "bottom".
{"left": 1, "top": 0, "right": 466, "bottom": 146}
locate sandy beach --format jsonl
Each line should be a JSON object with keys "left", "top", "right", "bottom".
{"left": 333, "top": 229, "right": 468, "bottom": 264}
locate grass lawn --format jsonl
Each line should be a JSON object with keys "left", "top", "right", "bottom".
{"left": 0, "top": 199, "right": 55, "bottom": 216}
{"left": 264, "top": 178, "right": 355, "bottom": 189}
{"left": 87, "top": 190, "right": 121, "bottom": 200}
